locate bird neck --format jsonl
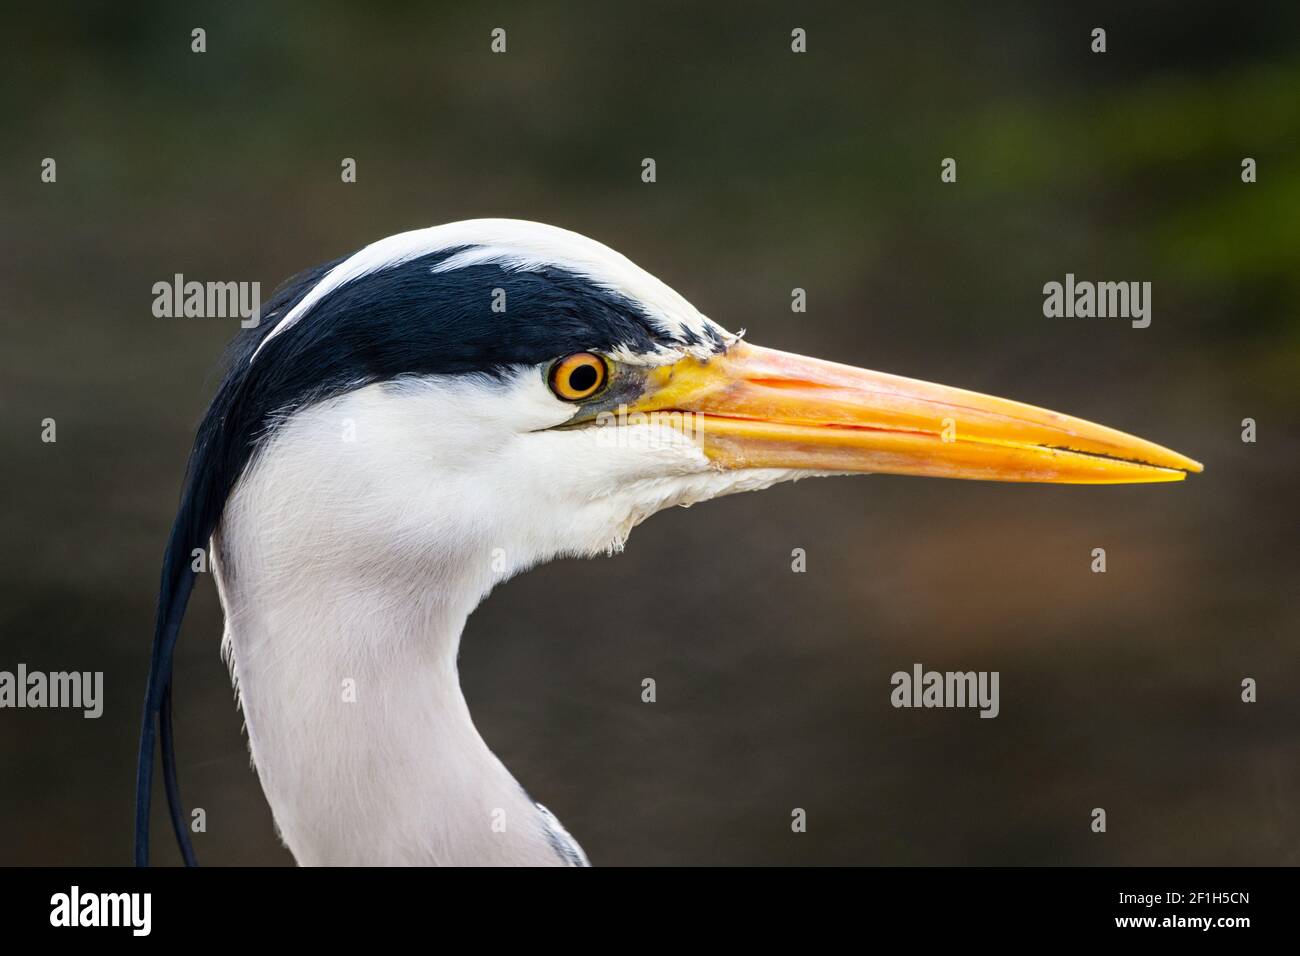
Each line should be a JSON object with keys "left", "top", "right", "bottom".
{"left": 212, "top": 531, "right": 569, "bottom": 866}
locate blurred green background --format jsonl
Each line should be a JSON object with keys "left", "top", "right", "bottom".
{"left": 2, "top": 1, "right": 1297, "bottom": 865}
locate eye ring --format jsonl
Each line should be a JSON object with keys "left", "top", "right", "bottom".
{"left": 549, "top": 352, "right": 609, "bottom": 401}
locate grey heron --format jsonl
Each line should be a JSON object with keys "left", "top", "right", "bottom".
{"left": 136, "top": 219, "right": 1202, "bottom": 866}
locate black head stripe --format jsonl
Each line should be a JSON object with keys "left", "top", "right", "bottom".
{"left": 252, "top": 253, "right": 670, "bottom": 371}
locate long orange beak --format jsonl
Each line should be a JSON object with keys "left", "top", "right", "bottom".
{"left": 630, "top": 342, "right": 1202, "bottom": 483}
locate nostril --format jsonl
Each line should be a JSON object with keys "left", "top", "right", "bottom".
{"left": 744, "top": 377, "right": 833, "bottom": 390}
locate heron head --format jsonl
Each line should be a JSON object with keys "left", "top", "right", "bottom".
{"left": 220, "top": 219, "right": 1200, "bottom": 586}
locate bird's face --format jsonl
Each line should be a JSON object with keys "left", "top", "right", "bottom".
{"left": 400, "top": 340, "right": 1202, "bottom": 567}
{"left": 225, "top": 220, "right": 1200, "bottom": 585}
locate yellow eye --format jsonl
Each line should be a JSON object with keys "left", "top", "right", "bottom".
{"left": 549, "top": 352, "right": 609, "bottom": 401}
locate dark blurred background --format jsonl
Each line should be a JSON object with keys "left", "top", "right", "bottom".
{"left": 2, "top": 1, "right": 1297, "bottom": 865}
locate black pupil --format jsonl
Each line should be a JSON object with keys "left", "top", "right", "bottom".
{"left": 567, "top": 362, "right": 599, "bottom": 393}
